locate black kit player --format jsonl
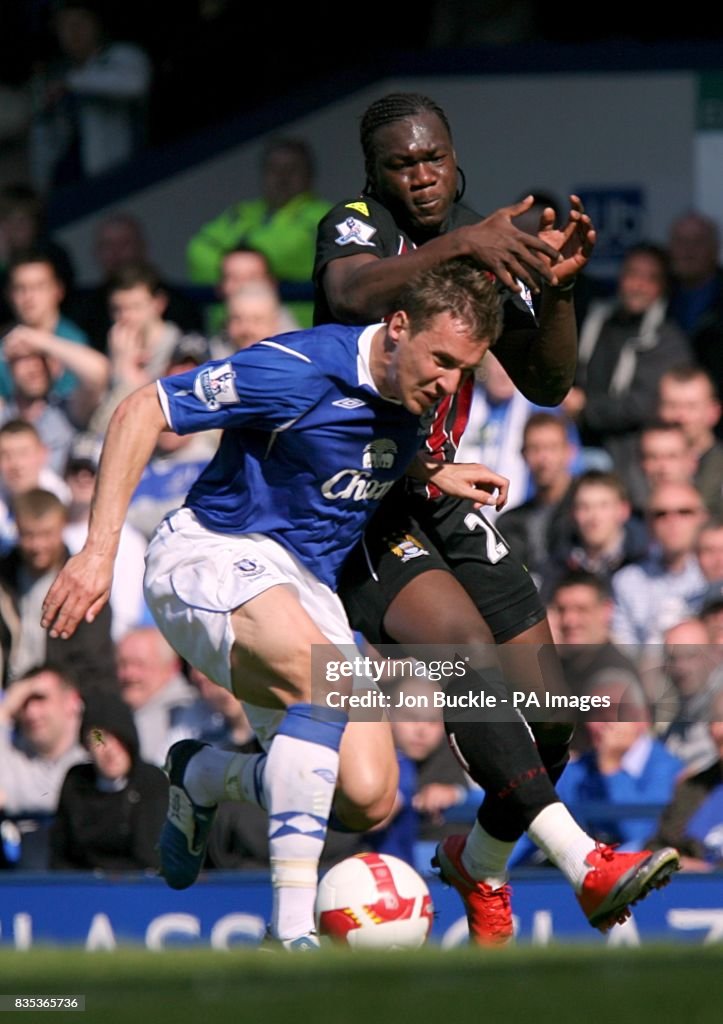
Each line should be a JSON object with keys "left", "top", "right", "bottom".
{"left": 313, "top": 92, "right": 679, "bottom": 943}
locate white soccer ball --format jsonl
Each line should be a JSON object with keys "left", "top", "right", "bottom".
{"left": 315, "top": 852, "right": 434, "bottom": 949}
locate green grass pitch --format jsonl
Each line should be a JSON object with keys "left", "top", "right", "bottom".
{"left": 1, "top": 945, "right": 723, "bottom": 1023}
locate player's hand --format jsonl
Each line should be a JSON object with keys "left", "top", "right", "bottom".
{"left": 462, "top": 197, "right": 563, "bottom": 294}
{"left": 539, "top": 195, "right": 597, "bottom": 288}
{"left": 423, "top": 461, "right": 509, "bottom": 511}
{"left": 41, "top": 550, "right": 113, "bottom": 640}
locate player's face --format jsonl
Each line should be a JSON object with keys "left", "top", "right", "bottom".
{"left": 386, "top": 311, "right": 490, "bottom": 415}
{"left": 369, "top": 112, "right": 458, "bottom": 235}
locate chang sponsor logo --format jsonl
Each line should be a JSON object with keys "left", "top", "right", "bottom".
{"left": 321, "top": 470, "right": 395, "bottom": 502}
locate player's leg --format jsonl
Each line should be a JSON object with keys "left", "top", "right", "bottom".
{"left": 227, "top": 585, "right": 349, "bottom": 946}
{"left": 145, "top": 514, "right": 352, "bottom": 945}
{"left": 413, "top": 496, "right": 679, "bottom": 935}
{"left": 349, "top": 495, "right": 679, "bottom": 937}
{"left": 334, "top": 719, "right": 399, "bottom": 831}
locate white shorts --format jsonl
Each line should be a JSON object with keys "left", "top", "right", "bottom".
{"left": 143, "top": 507, "right": 359, "bottom": 747}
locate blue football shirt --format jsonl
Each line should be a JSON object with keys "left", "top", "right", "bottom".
{"left": 157, "top": 324, "right": 422, "bottom": 588}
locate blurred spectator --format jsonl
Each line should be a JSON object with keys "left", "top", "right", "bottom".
{"left": 659, "top": 619, "right": 721, "bottom": 774}
{"left": 628, "top": 421, "right": 697, "bottom": 516}
{"left": 68, "top": 212, "right": 203, "bottom": 351}
{"left": 126, "top": 337, "right": 216, "bottom": 539}
{"left": 0, "top": 184, "right": 75, "bottom": 324}
{"left": 458, "top": 352, "right": 580, "bottom": 521}
{"left": 0, "top": 665, "right": 86, "bottom": 868}
{"left": 175, "top": 666, "right": 255, "bottom": 748}
{"left": 28, "top": 2, "right": 152, "bottom": 191}
{"left": 63, "top": 433, "right": 149, "bottom": 642}
{"left": 1, "top": 319, "right": 109, "bottom": 435}
{"left": 649, "top": 687, "right": 723, "bottom": 869}
{"left": 540, "top": 470, "right": 648, "bottom": 602}
{"left": 116, "top": 626, "right": 197, "bottom": 766}
{"left": 204, "top": 244, "right": 299, "bottom": 338}
{"left": 612, "top": 481, "right": 708, "bottom": 649}
{"left": 697, "top": 517, "right": 723, "bottom": 584}
{"left": 699, "top": 581, "right": 723, "bottom": 646}
{"left": 495, "top": 412, "right": 576, "bottom": 584}
{"left": 549, "top": 571, "right": 644, "bottom": 757}
{"left": 0, "top": 488, "right": 115, "bottom": 687}
{"left": 554, "top": 704, "right": 683, "bottom": 852}
{"left": 88, "top": 262, "right": 182, "bottom": 433}
{"left": 0, "top": 420, "right": 70, "bottom": 554}
{"left": 187, "top": 137, "right": 331, "bottom": 327}
{"left": 563, "top": 243, "right": 691, "bottom": 482}
{"left": 658, "top": 365, "right": 723, "bottom": 517}
{"left": 1, "top": 249, "right": 92, "bottom": 404}
{"left": 667, "top": 212, "right": 723, "bottom": 414}
{"left": 50, "top": 689, "right": 168, "bottom": 871}
{"left": 215, "top": 281, "right": 299, "bottom": 357}
{"left": 0, "top": 342, "right": 76, "bottom": 474}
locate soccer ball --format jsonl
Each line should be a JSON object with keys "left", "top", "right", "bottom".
{"left": 315, "top": 852, "right": 434, "bottom": 949}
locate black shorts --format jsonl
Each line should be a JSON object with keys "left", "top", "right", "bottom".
{"left": 339, "top": 483, "right": 545, "bottom": 645}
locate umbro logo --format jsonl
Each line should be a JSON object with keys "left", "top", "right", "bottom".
{"left": 332, "top": 398, "right": 367, "bottom": 409}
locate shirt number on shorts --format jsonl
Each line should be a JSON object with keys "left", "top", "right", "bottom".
{"left": 463, "top": 512, "right": 510, "bottom": 564}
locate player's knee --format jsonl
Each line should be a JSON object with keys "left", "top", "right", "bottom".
{"left": 333, "top": 763, "right": 399, "bottom": 831}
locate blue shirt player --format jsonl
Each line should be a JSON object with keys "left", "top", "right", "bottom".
{"left": 42, "top": 259, "right": 503, "bottom": 949}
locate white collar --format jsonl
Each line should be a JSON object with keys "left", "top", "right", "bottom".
{"left": 357, "top": 324, "right": 401, "bottom": 404}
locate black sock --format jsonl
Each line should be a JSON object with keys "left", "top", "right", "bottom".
{"left": 443, "top": 667, "right": 562, "bottom": 842}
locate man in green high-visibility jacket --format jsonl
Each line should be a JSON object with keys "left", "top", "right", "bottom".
{"left": 186, "top": 137, "right": 331, "bottom": 328}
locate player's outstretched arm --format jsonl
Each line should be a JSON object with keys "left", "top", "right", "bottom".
{"left": 321, "top": 197, "right": 562, "bottom": 323}
{"left": 407, "top": 454, "right": 509, "bottom": 511}
{"left": 41, "top": 383, "right": 168, "bottom": 640}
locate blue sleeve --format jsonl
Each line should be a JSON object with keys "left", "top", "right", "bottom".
{"left": 157, "top": 342, "right": 328, "bottom": 434}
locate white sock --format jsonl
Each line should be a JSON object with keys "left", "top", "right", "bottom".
{"left": 526, "top": 802, "right": 594, "bottom": 890}
{"left": 461, "top": 821, "right": 515, "bottom": 889}
{"left": 184, "top": 746, "right": 266, "bottom": 808}
{"left": 263, "top": 705, "right": 345, "bottom": 942}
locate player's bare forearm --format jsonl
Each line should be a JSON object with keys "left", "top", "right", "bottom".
{"left": 322, "top": 239, "right": 467, "bottom": 323}
{"left": 494, "top": 290, "right": 577, "bottom": 406}
{"left": 85, "top": 384, "right": 167, "bottom": 554}
{"left": 41, "top": 383, "right": 167, "bottom": 638}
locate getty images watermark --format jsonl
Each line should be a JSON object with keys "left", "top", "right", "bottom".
{"left": 310, "top": 643, "right": 723, "bottom": 724}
